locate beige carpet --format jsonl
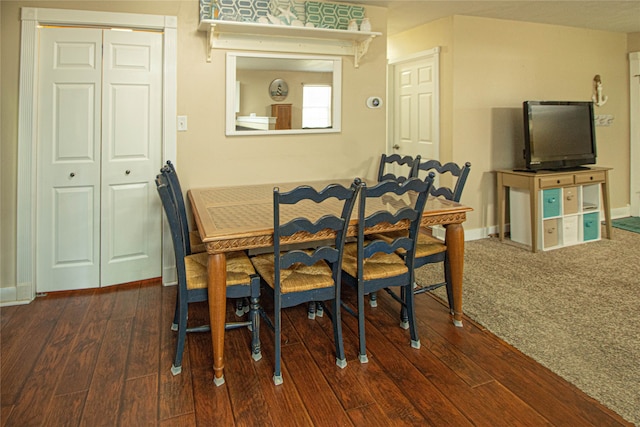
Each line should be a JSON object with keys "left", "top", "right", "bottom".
{"left": 415, "top": 227, "right": 640, "bottom": 426}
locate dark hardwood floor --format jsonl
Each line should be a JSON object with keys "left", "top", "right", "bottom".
{"left": 1, "top": 278, "right": 631, "bottom": 426}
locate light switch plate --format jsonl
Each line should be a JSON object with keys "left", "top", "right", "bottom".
{"left": 177, "top": 116, "right": 188, "bottom": 131}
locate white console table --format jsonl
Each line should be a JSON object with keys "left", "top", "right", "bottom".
{"left": 497, "top": 167, "right": 612, "bottom": 252}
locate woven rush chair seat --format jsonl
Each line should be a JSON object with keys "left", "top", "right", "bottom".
{"left": 186, "top": 251, "right": 259, "bottom": 289}
{"left": 251, "top": 250, "right": 335, "bottom": 293}
{"left": 341, "top": 243, "right": 408, "bottom": 281}
{"left": 369, "top": 230, "right": 447, "bottom": 258}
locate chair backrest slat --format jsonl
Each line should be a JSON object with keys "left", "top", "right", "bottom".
{"left": 356, "top": 174, "right": 435, "bottom": 278}
{"left": 377, "top": 154, "right": 421, "bottom": 183}
{"left": 273, "top": 181, "right": 359, "bottom": 291}
{"left": 416, "top": 159, "right": 471, "bottom": 202}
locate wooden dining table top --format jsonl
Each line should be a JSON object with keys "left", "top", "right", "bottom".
{"left": 188, "top": 179, "right": 473, "bottom": 254}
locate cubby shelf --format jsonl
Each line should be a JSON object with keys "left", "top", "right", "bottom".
{"left": 198, "top": 19, "right": 381, "bottom": 66}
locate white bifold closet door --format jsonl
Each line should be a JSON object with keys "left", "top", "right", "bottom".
{"left": 37, "top": 27, "right": 163, "bottom": 292}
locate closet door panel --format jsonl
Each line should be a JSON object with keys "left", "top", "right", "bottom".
{"left": 100, "top": 29, "right": 163, "bottom": 286}
{"left": 37, "top": 28, "right": 103, "bottom": 292}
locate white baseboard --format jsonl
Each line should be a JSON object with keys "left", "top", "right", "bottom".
{"left": 0, "top": 283, "right": 33, "bottom": 307}
{"left": 611, "top": 206, "right": 631, "bottom": 219}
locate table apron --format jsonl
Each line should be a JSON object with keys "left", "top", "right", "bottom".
{"left": 203, "top": 211, "right": 467, "bottom": 253}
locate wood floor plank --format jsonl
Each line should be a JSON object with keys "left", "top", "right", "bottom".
{"left": 80, "top": 318, "right": 134, "bottom": 426}
{"left": 120, "top": 374, "right": 159, "bottom": 425}
{"left": 159, "top": 413, "right": 196, "bottom": 426}
{"left": 1, "top": 405, "right": 14, "bottom": 427}
{"left": 375, "top": 292, "right": 550, "bottom": 426}
{"left": 0, "top": 295, "right": 67, "bottom": 404}
{"left": 159, "top": 286, "right": 196, "bottom": 422}
{"left": 189, "top": 367, "right": 235, "bottom": 426}
{"left": 277, "top": 308, "right": 353, "bottom": 426}
{"left": 287, "top": 304, "right": 377, "bottom": 411}
{"left": 223, "top": 324, "right": 273, "bottom": 427}
{"left": 346, "top": 403, "right": 399, "bottom": 427}
{"left": 110, "top": 282, "right": 141, "bottom": 321}
{"left": 54, "top": 319, "right": 108, "bottom": 396}
{"left": 419, "top": 294, "right": 631, "bottom": 426}
{"left": 126, "top": 282, "right": 162, "bottom": 379}
{"left": 6, "top": 293, "right": 92, "bottom": 425}
{"left": 239, "top": 306, "right": 314, "bottom": 427}
{"left": 41, "top": 390, "right": 86, "bottom": 427}
{"left": 340, "top": 292, "right": 474, "bottom": 426}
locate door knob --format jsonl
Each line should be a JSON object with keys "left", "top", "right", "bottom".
{"left": 392, "top": 144, "right": 400, "bottom": 150}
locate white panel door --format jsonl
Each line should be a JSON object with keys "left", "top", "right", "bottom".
{"left": 100, "top": 30, "right": 163, "bottom": 286}
{"left": 37, "top": 28, "right": 103, "bottom": 292}
{"left": 37, "top": 27, "right": 162, "bottom": 292}
{"left": 390, "top": 50, "right": 440, "bottom": 168}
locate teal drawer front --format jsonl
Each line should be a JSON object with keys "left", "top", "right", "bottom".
{"left": 583, "top": 212, "right": 599, "bottom": 241}
{"left": 542, "top": 188, "right": 561, "bottom": 218}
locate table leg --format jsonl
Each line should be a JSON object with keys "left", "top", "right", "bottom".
{"left": 445, "top": 222, "right": 464, "bottom": 327}
{"left": 602, "top": 176, "right": 612, "bottom": 239}
{"left": 497, "top": 173, "right": 505, "bottom": 241}
{"left": 208, "top": 253, "right": 227, "bottom": 386}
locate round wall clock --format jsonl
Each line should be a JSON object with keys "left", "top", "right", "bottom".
{"left": 269, "top": 79, "right": 289, "bottom": 101}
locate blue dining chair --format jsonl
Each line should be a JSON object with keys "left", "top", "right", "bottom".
{"left": 250, "top": 180, "right": 359, "bottom": 385}
{"left": 377, "top": 153, "right": 421, "bottom": 183}
{"left": 156, "top": 174, "right": 262, "bottom": 375}
{"left": 370, "top": 160, "right": 472, "bottom": 315}
{"left": 162, "top": 161, "right": 250, "bottom": 319}
{"left": 340, "top": 174, "right": 435, "bottom": 363}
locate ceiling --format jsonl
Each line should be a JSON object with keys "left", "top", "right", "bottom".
{"left": 344, "top": 1, "right": 640, "bottom": 36}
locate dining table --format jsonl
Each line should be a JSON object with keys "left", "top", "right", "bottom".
{"left": 188, "top": 178, "right": 473, "bottom": 386}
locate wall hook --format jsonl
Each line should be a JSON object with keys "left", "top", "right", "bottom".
{"left": 592, "top": 74, "right": 608, "bottom": 107}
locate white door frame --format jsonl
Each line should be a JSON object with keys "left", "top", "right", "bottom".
{"left": 16, "top": 7, "right": 177, "bottom": 303}
{"left": 630, "top": 52, "right": 639, "bottom": 217}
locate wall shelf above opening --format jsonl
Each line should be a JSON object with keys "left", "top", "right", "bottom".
{"left": 198, "top": 20, "right": 381, "bottom": 67}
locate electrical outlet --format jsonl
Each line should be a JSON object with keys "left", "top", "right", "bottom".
{"left": 177, "top": 116, "right": 188, "bottom": 131}
{"left": 594, "top": 114, "right": 614, "bottom": 127}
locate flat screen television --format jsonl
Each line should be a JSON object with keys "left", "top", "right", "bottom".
{"left": 522, "top": 101, "right": 597, "bottom": 171}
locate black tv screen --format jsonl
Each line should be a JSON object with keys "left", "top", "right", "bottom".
{"left": 523, "top": 101, "right": 597, "bottom": 171}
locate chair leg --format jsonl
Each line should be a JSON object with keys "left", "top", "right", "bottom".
{"left": 235, "top": 299, "right": 245, "bottom": 317}
{"left": 171, "top": 293, "right": 180, "bottom": 332}
{"left": 307, "top": 301, "right": 316, "bottom": 319}
{"left": 405, "top": 284, "right": 421, "bottom": 350}
{"left": 369, "top": 292, "right": 378, "bottom": 308}
{"left": 399, "top": 286, "right": 409, "bottom": 330}
{"left": 331, "top": 298, "right": 347, "bottom": 369}
{"left": 357, "top": 286, "right": 369, "bottom": 363}
{"left": 249, "top": 280, "right": 262, "bottom": 361}
{"left": 172, "top": 296, "right": 189, "bottom": 375}
{"left": 273, "top": 296, "right": 283, "bottom": 385}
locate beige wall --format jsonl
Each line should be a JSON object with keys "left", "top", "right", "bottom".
{"left": 0, "top": 1, "right": 388, "bottom": 291}
{"left": 389, "top": 15, "right": 630, "bottom": 232}
{"left": 629, "top": 32, "right": 640, "bottom": 52}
